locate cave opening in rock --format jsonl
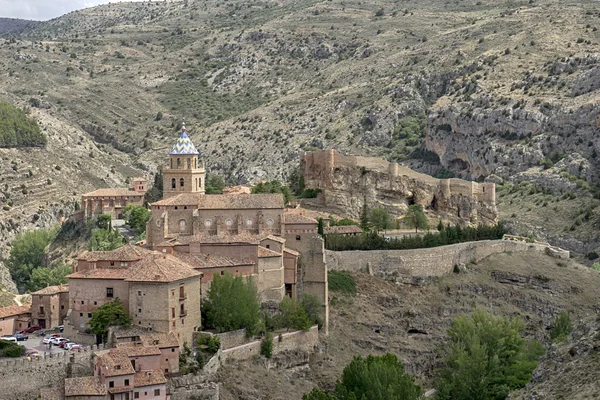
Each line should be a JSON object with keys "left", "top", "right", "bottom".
{"left": 449, "top": 158, "right": 469, "bottom": 171}
{"left": 431, "top": 195, "right": 438, "bottom": 210}
{"left": 407, "top": 196, "right": 415, "bottom": 206}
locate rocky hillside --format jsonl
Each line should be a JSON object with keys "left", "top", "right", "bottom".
{"left": 216, "top": 251, "right": 600, "bottom": 399}
{"left": 0, "top": 18, "right": 41, "bottom": 37}
{"left": 1, "top": 0, "right": 600, "bottom": 264}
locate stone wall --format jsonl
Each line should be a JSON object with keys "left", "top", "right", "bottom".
{"left": 168, "top": 376, "right": 219, "bottom": 400}
{"left": 219, "top": 325, "right": 319, "bottom": 364}
{"left": 326, "top": 239, "right": 569, "bottom": 283}
{"left": 301, "top": 149, "right": 497, "bottom": 226}
{"left": 0, "top": 346, "right": 96, "bottom": 400}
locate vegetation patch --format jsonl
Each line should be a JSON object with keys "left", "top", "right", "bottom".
{"left": 328, "top": 271, "right": 357, "bottom": 295}
{"left": 0, "top": 101, "right": 46, "bottom": 148}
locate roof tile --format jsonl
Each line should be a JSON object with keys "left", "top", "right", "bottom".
{"left": 31, "top": 284, "right": 69, "bottom": 295}
{"left": 82, "top": 188, "right": 143, "bottom": 197}
{"left": 124, "top": 252, "right": 201, "bottom": 283}
{"left": 0, "top": 303, "right": 31, "bottom": 319}
{"left": 64, "top": 376, "right": 107, "bottom": 397}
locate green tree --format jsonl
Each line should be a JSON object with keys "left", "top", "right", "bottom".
{"left": 155, "top": 111, "right": 163, "bottom": 121}
{"left": 0, "top": 101, "right": 46, "bottom": 148}
{"left": 202, "top": 273, "right": 261, "bottom": 335}
{"left": 122, "top": 205, "right": 151, "bottom": 235}
{"left": 27, "top": 263, "right": 71, "bottom": 292}
{"left": 359, "top": 202, "right": 370, "bottom": 231}
{"left": 7, "top": 228, "right": 56, "bottom": 290}
{"left": 89, "top": 228, "right": 125, "bottom": 251}
{"left": 89, "top": 298, "right": 131, "bottom": 339}
{"left": 404, "top": 204, "right": 429, "bottom": 233}
{"left": 550, "top": 311, "right": 571, "bottom": 343}
{"left": 303, "top": 353, "right": 422, "bottom": 400}
{"left": 437, "top": 220, "right": 444, "bottom": 232}
{"left": 318, "top": 218, "right": 325, "bottom": 236}
{"left": 205, "top": 174, "right": 225, "bottom": 194}
{"left": 300, "top": 294, "right": 323, "bottom": 328}
{"left": 97, "top": 214, "right": 112, "bottom": 230}
{"left": 261, "top": 332, "right": 274, "bottom": 359}
{"left": 252, "top": 179, "right": 293, "bottom": 204}
{"left": 436, "top": 309, "right": 545, "bottom": 400}
{"left": 369, "top": 208, "right": 390, "bottom": 232}
{"left": 144, "top": 169, "right": 163, "bottom": 204}
{"left": 279, "top": 297, "right": 312, "bottom": 331}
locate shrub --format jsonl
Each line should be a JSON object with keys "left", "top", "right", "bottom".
{"left": 0, "top": 101, "right": 46, "bottom": 148}
{"left": 328, "top": 271, "right": 357, "bottom": 295}
{"left": 89, "top": 299, "right": 131, "bottom": 339}
{"left": 436, "top": 309, "right": 545, "bottom": 400}
{"left": 196, "top": 335, "right": 220, "bottom": 354}
{"left": 261, "top": 332, "right": 273, "bottom": 359}
{"left": 7, "top": 228, "right": 57, "bottom": 290}
{"left": 280, "top": 297, "right": 312, "bottom": 331}
{"left": 550, "top": 311, "right": 571, "bottom": 343}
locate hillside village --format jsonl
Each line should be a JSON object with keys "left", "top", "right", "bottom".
{"left": 1, "top": 0, "right": 600, "bottom": 398}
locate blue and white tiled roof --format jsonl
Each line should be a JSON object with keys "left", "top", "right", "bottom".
{"left": 169, "top": 130, "right": 199, "bottom": 155}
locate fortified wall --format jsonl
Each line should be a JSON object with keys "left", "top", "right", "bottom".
{"left": 325, "top": 238, "right": 569, "bottom": 284}
{"left": 301, "top": 150, "right": 497, "bottom": 225}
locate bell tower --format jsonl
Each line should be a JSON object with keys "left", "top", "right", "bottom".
{"left": 162, "top": 123, "right": 206, "bottom": 198}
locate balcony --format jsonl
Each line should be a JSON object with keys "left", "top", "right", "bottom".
{"left": 179, "top": 294, "right": 187, "bottom": 301}
{"left": 180, "top": 310, "right": 187, "bottom": 317}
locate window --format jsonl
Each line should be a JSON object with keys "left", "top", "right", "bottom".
{"left": 94, "top": 301, "right": 97, "bottom": 305}
{"left": 179, "top": 219, "right": 186, "bottom": 232}
{"left": 124, "top": 379, "right": 129, "bottom": 386}
{"left": 155, "top": 389, "right": 161, "bottom": 396}
{"left": 187, "top": 159, "right": 191, "bottom": 169}
{"left": 106, "top": 288, "right": 114, "bottom": 298}
{"left": 125, "top": 393, "right": 130, "bottom": 400}
{"left": 179, "top": 285, "right": 185, "bottom": 299}
{"left": 177, "top": 158, "right": 181, "bottom": 169}
{"left": 172, "top": 321, "right": 175, "bottom": 327}
{"left": 131, "top": 360, "right": 136, "bottom": 370}
{"left": 138, "top": 291, "right": 142, "bottom": 296}
{"left": 109, "top": 381, "right": 114, "bottom": 388}
{"left": 171, "top": 308, "right": 175, "bottom": 318}
{"left": 296, "top": 235, "right": 301, "bottom": 241}
{"left": 88, "top": 313, "right": 92, "bottom": 318}
{"left": 138, "top": 308, "right": 141, "bottom": 313}
{"left": 266, "top": 244, "right": 270, "bottom": 249}
{"left": 220, "top": 271, "right": 224, "bottom": 276}
{"left": 171, "top": 348, "right": 175, "bottom": 352}
{"left": 135, "top": 393, "right": 139, "bottom": 399}
{"left": 180, "top": 304, "right": 185, "bottom": 316}
{"left": 81, "top": 301, "right": 84, "bottom": 304}
{"left": 110, "top": 261, "right": 115, "bottom": 266}
{"left": 121, "top": 262, "right": 128, "bottom": 267}
{"left": 180, "top": 178, "right": 184, "bottom": 187}
{"left": 79, "top": 313, "right": 83, "bottom": 317}
{"left": 171, "top": 178, "right": 176, "bottom": 189}
{"left": 40, "top": 306, "right": 44, "bottom": 313}
{"left": 181, "top": 318, "right": 185, "bottom": 325}
{"left": 165, "top": 369, "right": 169, "bottom": 374}
{"left": 61, "top": 305, "right": 64, "bottom": 310}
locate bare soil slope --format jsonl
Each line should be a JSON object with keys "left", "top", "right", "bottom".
{"left": 218, "top": 251, "right": 600, "bottom": 399}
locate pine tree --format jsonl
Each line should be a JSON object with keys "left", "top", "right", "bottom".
{"left": 359, "top": 201, "right": 370, "bottom": 231}
{"left": 317, "top": 218, "right": 325, "bottom": 236}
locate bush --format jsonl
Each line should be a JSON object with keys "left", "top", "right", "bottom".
{"left": 303, "top": 353, "right": 422, "bottom": 400}
{"left": 436, "top": 309, "right": 545, "bottom": 400}
{"left": 0, "top": 101, "right": 46, "bottom": 148}
{"left": 122, "top": 205, "right": 151, "bottom": 236}
{"left": 328, "top": 271, "right": 357, "bottom": 295}
{"left": 550, "top": 311, "right": 571, "bottom": 343}
{"left": 279, "top": 297, "right": 312, "bottom": 331}
{"left": 196, "top": 335, "right": 220, "bottom": 354}
{"left": 0, "top": 341, "right": 25, "bottom": 358}
{"left": 89, "top": 299, "right": 131, "bottom": 339}
{"left": 202, "top": 273, "right": 261, "bottom": 336}
{"left": 7, "top": 228, "right": 57, "bottom": 290}
{"left": 261, "top": 332, "right": 273, "bottom": 359}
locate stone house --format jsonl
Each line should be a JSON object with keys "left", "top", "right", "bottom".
{"left": 82, "top": 177, "right": 148, "bottom": 219}
{"left": 31, "top": 284, "right": 69, "bottom": 330}
{"left": 0, "top": 304, "right": 31, "bottom": 335}
{"left": 323, "top": 225, "right": 363, "bottom": 237}
{"left": 66, "top": 250, "right": 201, "bottom": 348}
{"left": 64, "top": 346, "right": 169, "bottom": 400}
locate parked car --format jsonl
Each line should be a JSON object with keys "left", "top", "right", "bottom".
{"left": 1, "top": 336, "right": 17, "bottom": 343}
{"left": 17, "top": 329, "right": 28, "bottom": 335}
{"left": 25, "top": 349, "right": 39, "bottom": 361}
{"left": 50, "top": 337, "right": 67, "bottom": 346}
{"left": 68, "top": 344, "right": 83, "bottom": 351}
{"left": 14, "top": 333, "right": 28, "bottom": 341}
{"left": 42, "top": 336, "right": 53, "bottom": 344}
{"left": 59, "top": 340, "right": 72, "bottom": 348}
{"left": 65, "top": 342, "right": 79, "bottom": 350}
{"left": 24, "top": 325, "right": 41, "bottom": 333}
{"left": 57, "top": 325, "right": 64, "bottom": 333}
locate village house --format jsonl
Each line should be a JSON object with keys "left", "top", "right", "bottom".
{"left": 323, "top": 225, "right": 363, "bottom": 237}
{"left": 31, "top": 284, "right": 69, "bottom": 330}
{"left": 0, "top": 303, "right": 31, "bottom": 335}
{"left": 82, "top": 177, "right": 148, "bottom": 219}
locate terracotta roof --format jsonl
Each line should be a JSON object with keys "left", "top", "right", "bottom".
{"left": 172, "top": 252, "right": 254, "bottom": 269}
{"left": 284, "top": 213, "right": 319, "bottom": 224}
{"left": 32, "top": 284, "right": 69, "bottom": 295}
{"left": 116, "top": 342, "right": 162, "bottom": 357}
{"left": 283, "top": 248, "right": 300, "bottom": 257}
{"left": 151, "top": 192, "right": 203, "bottom": 207}
{"left": 0, "top": 303, "right": 31, "bottom": 319}
{"left": 124, "top": 253, "right": 201, "bottom": 283}
{"left": 258, "top": 246, "right": 282, "bottom": 258}
{"left": 324, "top": 225, "right": 363, "bottom": 234}
{"left": 263, "top": 235, "right": 286, "bottom": 244}
{"left": 139, "top": 332, "right": 179, "bottom": 348}
{"left": 82, "top": 188, "right": 143, "bottom": 197}
{"left": 175, "top": 233, "right": 266, "bottom": 245}
{"left": 64, "top": 376, "right": 107, "bottom": 397}
{"left": 134, "top": 370, "right": 167, "bottom": 387}
{"left": 198, "top": 194, "right": 284, "bottom": 210}
{"left": 67, "top": 268, "right": 128, "bottom": 280}
{"left": 79, "top": 244, "right": 153, "bottom": 262}
{"left": 132, "top": 177, "right": 147, "bottom": 182}
{"left": 97, "top": 348, "right": 136, "bottom": 377}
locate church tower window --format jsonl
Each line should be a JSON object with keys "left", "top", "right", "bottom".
{"left": 180, "top": 178, "right": 184, "bottom": 187}
{"left": 177, "top": 158, "right": 181, "bottom": 169}
{"left": 187, "top": 159, "right": 191, "bottom": 169}
{"left": 171, "top": 178, "right": 176, "bottom": 189}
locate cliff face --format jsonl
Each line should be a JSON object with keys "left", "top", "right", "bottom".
{"left": 301, "top": 150, "right": 497, "bottom": 226}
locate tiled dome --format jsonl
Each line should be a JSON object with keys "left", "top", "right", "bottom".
{"left": 169, "top": 130, "right": 199, "bottom": 155}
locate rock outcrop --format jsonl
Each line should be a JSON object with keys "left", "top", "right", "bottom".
{"left": 301, "top": 149, "right": 497, "bottom": 225}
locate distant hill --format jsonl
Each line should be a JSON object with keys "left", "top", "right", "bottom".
{"left": 0, "top": 18, "right": 41, "bottom": 37}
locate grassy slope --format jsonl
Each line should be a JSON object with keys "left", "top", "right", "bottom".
{"left": 217, "top": 251, "right": 600, "bottom": 399}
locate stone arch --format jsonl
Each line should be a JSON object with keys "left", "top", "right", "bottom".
{"left": 180, "top": 178, "right": 184, "bottom": 187}
{"left": 187, "top": 159, "right": 191, "bottom": 169}
{"left": 171, "top": 178, "right": 176, "bottom": 189}
{"left": 179, "top": 219, "right": 186, "bottom": 232}
{"left": 177, "top": 158, "right": 181, "bottom": 169}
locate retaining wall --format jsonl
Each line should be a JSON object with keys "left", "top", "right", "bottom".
{"left": 325, "top": 239, "right": 569, "bottom": 283}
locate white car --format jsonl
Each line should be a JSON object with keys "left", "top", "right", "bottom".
{"left": 50, "top": 337, "right": 67, "bottom": 346}
{"left": 1, "top": 336, "right": 17, "bottom": 343}
{"left": 42, "top": 336, "right": 53, "bottom": 344}
{"left": 64, "top": 342, "right": 79, "bottom": 350}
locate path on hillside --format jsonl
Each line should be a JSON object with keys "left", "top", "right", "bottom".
{"left": 112, "top": 219, "right": 136, "bottom": 244}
